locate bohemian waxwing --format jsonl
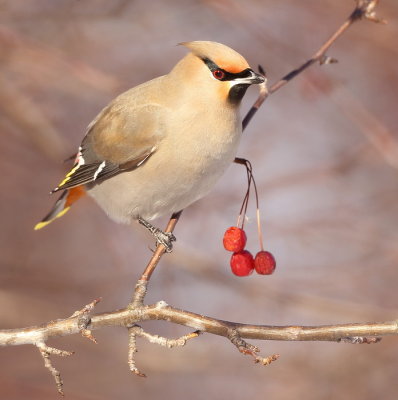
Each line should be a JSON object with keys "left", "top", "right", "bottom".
{"left": 35, "top": 41, "right": 265, "bottom": 250}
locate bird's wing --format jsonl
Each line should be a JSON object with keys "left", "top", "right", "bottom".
{"left": 52, "top": 100, "right": 166, "bottom": 192}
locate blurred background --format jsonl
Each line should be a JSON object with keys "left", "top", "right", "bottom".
{"left": 1, "top": 0, "right": 398, "bottom": 398}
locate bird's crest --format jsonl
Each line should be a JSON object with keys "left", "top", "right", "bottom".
{"left": 179, "top": 41, "right": 249, "bottom": 73}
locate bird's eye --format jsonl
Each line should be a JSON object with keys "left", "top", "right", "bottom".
{"left": 212, "top": 69, "right": 225, "bottom": 80}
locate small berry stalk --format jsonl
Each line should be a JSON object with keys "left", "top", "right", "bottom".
{"left": 224, "top": 158, "right": 276, "bottom": 277}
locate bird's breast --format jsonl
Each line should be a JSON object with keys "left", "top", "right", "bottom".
{"left": 148, "top": 104, "right": 242, "bottom": 207}
{"left": 166, "top": 104, "right": 241, "bottom": 178}
{"left": 87, "top": 103, "right": 242, "bottom": 223}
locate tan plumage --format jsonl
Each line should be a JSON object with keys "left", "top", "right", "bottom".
{"left": 36, "top": 41, "right": 264, "bottom": 247}
{"left": 180, "top": 41, "right": 249, "bottom": 73}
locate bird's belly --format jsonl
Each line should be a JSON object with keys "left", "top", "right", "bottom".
{"left": 87, "top": 124, "right": 241, "bottom": 224}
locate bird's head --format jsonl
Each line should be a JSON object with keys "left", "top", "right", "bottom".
{"left": 172, "top": 41, "right": 265, "bottom": 105}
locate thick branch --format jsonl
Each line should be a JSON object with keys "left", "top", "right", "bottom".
{"left": 1, "top": 303, "right": 396, "bottom": 347}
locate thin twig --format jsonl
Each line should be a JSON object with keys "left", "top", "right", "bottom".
{"left": 70, "top": 298, "right": 101, "bottom": 344}
{"left": 36, "top": 342, "right": 74, "bottom": 396}
{"left": 127, "top": 326, "right": 146, "bottom": 377}
{"left": 242, "top": 0, "right": 385, "bottom": 130}
{"left": 139, "top": 211, "right": 182, "bottom": 282}
{"left": 127, "top": 324, "right": 200, "bottom": 376}
{"left": 128, "top": 324, "right": 201, "bottom": 378}
{"left": 129, "top": 325, "right": 200, "bottom": 348}
{"left": 228, "top": 329, "right": 280, "bottom": 365}
{"left": 129, "top": 211, "right": 183, "bottom": 309}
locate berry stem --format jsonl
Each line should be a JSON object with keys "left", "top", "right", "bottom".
{"left": 237, "top": 189, "right": 249, "bottom": 228}
{"left": 236, "top": 161, "right": 252, "bottom": 229}
{"left": 249, "top": 165, "right": 264, "bottom": 252}
{"left": 256, "top": 208, "right": 264, "bottom": 252}
{"left": 234, "top": 158, "right": 265, "bottom": 251}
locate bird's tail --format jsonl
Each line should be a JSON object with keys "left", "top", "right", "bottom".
{"left": 34, "top": 186, "right": 86, "bottom": 230}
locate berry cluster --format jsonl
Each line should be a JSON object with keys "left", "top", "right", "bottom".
{"left": 223, "top": 227, "right": 276, "bottom": 276}
{"left": 223, "top": 159, "right": 276, "bottom": 277}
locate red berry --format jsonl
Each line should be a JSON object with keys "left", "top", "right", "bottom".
{"left": 230, "top": 250, "right": 255, "bottom": 277}
{"left": 223, "top": 227, "right": 247, "bottom": 252}
{"left": 254, "top": 251, "right": 276, "bottom": 275}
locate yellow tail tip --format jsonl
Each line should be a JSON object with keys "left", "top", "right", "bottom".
{"left": 34, "top": 207, "right": 71, "bottom": 231}
{"left": 34, "top": 221, "right": 51, "bottom": 230}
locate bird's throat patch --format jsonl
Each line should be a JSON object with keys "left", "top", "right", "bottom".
{"left": 228, "top": 84, "right": 249, "bottom": 104}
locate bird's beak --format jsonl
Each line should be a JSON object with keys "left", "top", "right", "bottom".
{"left": 233, "top": 69, "right": 265, "bottom": 86}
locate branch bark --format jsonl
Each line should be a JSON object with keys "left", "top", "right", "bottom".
{"left": 1, "top": 301, "right": 396, "bottom": 347}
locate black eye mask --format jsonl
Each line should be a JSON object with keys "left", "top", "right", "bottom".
{"left": 201, "top": 57, "right": 252, "bottom": 82}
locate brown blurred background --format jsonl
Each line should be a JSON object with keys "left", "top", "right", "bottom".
{"left": 1, "top": 0, "right": 398, "bottom": 399}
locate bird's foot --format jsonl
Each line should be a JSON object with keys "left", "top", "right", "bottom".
{"left": 154, "top": 230, "right": 176, "bottom": 253}
{"left": 138, "top": 218, "right": 176, "bottom": 252}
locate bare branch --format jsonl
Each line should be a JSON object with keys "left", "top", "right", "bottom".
{"left": 338, "top": 336, "right": 382, "bottom": 344}
{"left": 134, "top": 211, "right": 182, "bottom": 285}
{"left": 1, "top": 302, "right": 396, "bottom": 348}
{"left": 0, "top": 298, "right": 395, "bottom": 395}
{"left": 127, "top": 326, "right": 146, "bottom": 377}
{"left": 36, "top": 342, "right": 74, "bottom": 396}
{"left": 129, "top": 325, "right": 200, "bottom": 348}
{"left": 228, "top": 329, "right": 280, "bottom": 365}
{"left": 129, "top": 211, "right": 182, "bottom": 308}
{"left": 242, "top": 0, "right": 385, "bottom": 130}
{"left": 70, "top": 298, "right": 101, "bottom": 344}
{"left": 127, "top": 324, "right": 200, "bottom": 376}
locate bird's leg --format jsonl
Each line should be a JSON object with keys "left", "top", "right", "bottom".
{"left": 138, "top": 217, "right": 176, "bottom": 252}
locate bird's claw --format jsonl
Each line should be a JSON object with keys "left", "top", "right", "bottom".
{"left": 154, "top": 230, "right": 176, "bottom": 253}
{"left": 138, "top": 217, "right": 176, "bottom": 252}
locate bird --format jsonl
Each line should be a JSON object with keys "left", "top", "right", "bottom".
{"left": 35, "top": 41, "right": 265, "bottom": 251}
